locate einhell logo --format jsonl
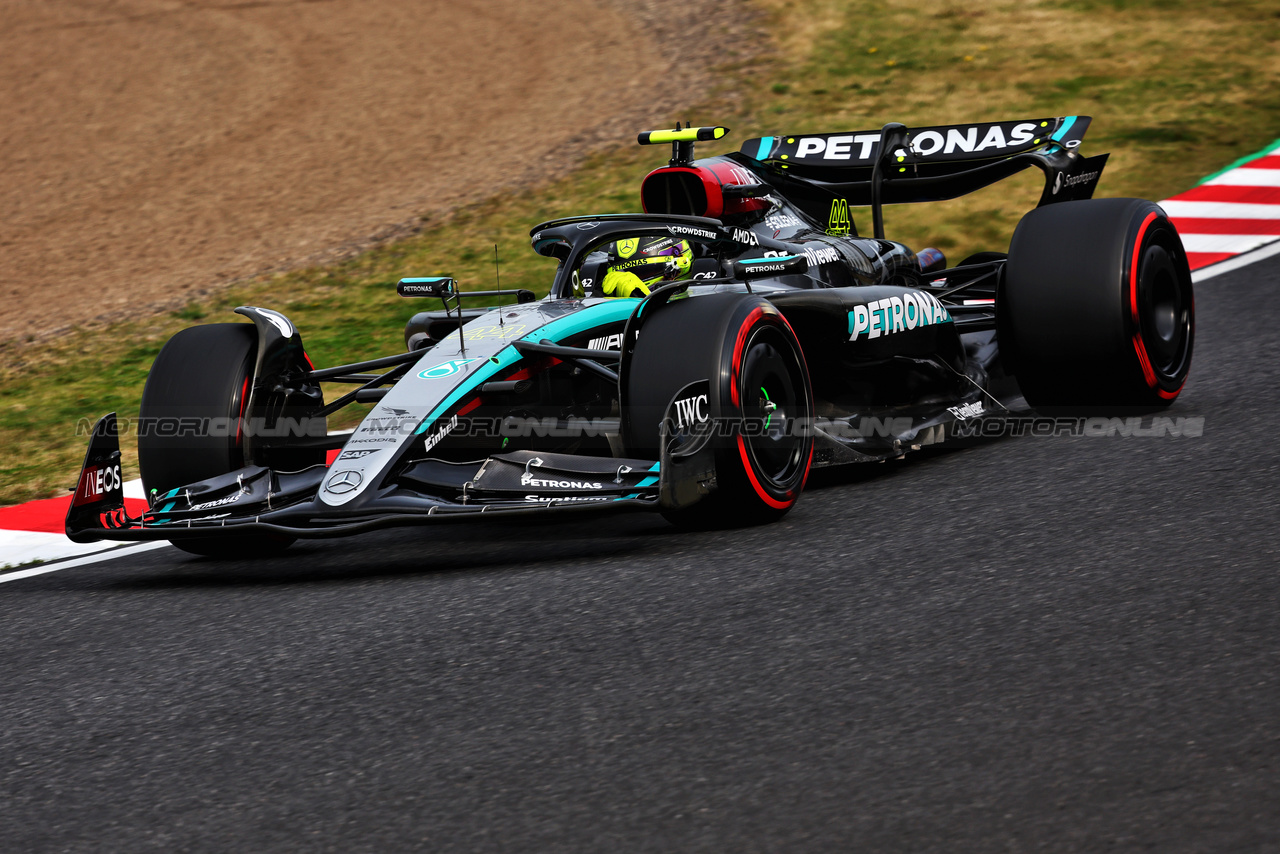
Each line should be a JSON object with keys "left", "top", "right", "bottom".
{"left": 73, "top": 463, "right": 123, "bottom": 506}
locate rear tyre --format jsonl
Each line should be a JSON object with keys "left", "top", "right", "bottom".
{"left": 138, "top": 323, "right": 295, "bottom": 557}
{"left": 1002, "top": 198, "right": 1193, "bottom": 410}
{"left": 623, "top": 293, "right": 814, "bottom": 528}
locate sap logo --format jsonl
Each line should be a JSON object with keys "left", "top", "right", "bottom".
{"left": 673, "top": 393, "right": 709, "bottom": 429}
{"left": 73, "top": 463, "right": 123, "bottom": 506}
{"left": 848, "top": 292, "right": 952, "bottom": 340}
{"left": 588, "top": 333, "right": 623, "bottom": 350}
{"left": 947, "top": 402, "right": 984, "bottom": 420}
{"left": 731, "top": 227, "right": 759, "bottom": 246}
{"left": 422, "top": 414, "right": 459, "bottom": 454}
{"left": 803, "top": 245, "right": 840, "bottom": 267}
{"left": 909, "top": 123, "right": 1037, "bottom": 156}
{"left": 336, "top": 448, "right": 379, "bottom": 461}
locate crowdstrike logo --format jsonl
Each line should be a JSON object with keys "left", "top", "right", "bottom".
{"left": 668, "top": 225, "right": 717, "bottom": 241}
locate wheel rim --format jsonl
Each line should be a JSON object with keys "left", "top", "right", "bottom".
{"left": 737, "top": 326, "right": 807, "bottom": 489}
{"left": 1137, "top": 229, "right": 1192, "bottom": 381}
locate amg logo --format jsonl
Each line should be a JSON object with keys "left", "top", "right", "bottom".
{"left": 673, "top": 393, "right": 709, "bottom": 429}
{"left": 731, "top": 227, "right": 759, "bottom": 246}
{"left": 588, "top": 333, "right": 623, "bottom": 350}
{"left": 848, "top": 292, "right": 952, "bottom": 340}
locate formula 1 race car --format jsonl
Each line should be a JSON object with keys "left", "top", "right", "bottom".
{"left": 68, "top": 116, "right": 1194, "bottom": 554}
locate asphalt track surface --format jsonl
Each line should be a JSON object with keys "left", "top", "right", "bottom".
{"left": 3, "top": 256, "right": 1278, "bottom": 851}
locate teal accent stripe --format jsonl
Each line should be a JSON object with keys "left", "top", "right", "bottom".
{"left": 415, "top": 301, "right": 638, "bottom": 436}
{"left": 647, "top": 462, "right": 660, "bottom": 472}
{"left": 1050, "top": 115, "right": 1077, "bottom": 143}
{"left": 414, "top": 348, "right": 520, "bottom": 434}
{"left": 159, "top": 502, "right": 174, "bottom": 513}
{"left": 1197, "top": 138, "right": 1280, "bottom": 185}
{"left": 635, "top": 476, "right": 658, "bottom": 488}
{"left": 740, "top": 255, "right": 800, "bottom": 264}
{"left": 755, "top": 136, "right": 774, "bottom": 161}
{"left": 520, "top": 299, "right": 638, "bottom": 345}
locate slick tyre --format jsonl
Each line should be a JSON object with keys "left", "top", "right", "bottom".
{"left": 1002, "top": 198, "right": 1193, "bottom": 411}
{"left": 623, "top": 293, "right": 814, "bottom": 528}
{"left": 138, "top": 323, "right": 294, "bottom": 557}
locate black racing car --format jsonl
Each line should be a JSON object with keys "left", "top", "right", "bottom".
{"left": 67, "top": 116, "right": 1193, "bottom": 554}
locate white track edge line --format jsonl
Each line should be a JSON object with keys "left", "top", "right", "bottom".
{"left": 1192, "top": 237, "right": 1280, "bottom": 283}
{"left": 0, "top": 541, "right": 171, "bottom": 584}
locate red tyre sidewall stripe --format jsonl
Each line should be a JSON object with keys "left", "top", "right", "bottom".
{"left": 736, "top": 435, "right": 792, "bottom": 509}
{"left": 729, "top": 306, "right": 810, "bottom": 510}
{"left": 234, "top": 374, "right": 251, "bottom": 447}
{"left": 729, "top": 306, "right": 766, "bottom": 407}
{"left": 1129, "top": 211, "right": 1162, "bottom": 391}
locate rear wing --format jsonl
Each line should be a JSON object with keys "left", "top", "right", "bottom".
{"left": 743, "top": 116, "right": 1090, "bottom": 168}
{"left": 735, "top": 116, "right": 1107, "bottom": 234}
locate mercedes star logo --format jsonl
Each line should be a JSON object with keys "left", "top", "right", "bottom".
{"left": 326, "top": 469, "right": 363, "bottom": 494}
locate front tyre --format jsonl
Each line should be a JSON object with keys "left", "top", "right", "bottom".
{"left": 623, "top": 293, "right": 814, "bottom": 528}
{"left": 138, "top": 323, "right": 295, "bottom": 557}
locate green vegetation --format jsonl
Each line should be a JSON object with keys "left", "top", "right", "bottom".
{"left": 2, "top": 0, "right": 1277, "bottom": 504}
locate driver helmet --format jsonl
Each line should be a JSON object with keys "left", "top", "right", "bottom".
{"left": 599, "top": 236, "right": 693, "bottom": 298}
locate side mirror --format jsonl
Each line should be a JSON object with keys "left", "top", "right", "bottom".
{"left": 397, "top": 277, "right": 455, "bottom": 298}
{"left": 732, "top": 254, "right": 809, "bottom": 281}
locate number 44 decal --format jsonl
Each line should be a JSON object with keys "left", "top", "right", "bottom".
{"left": 827, "top": 199, "right": 850, "bottom": 236}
